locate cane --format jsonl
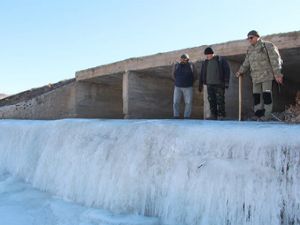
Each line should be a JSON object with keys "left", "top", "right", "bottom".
{"left": 239, "top": 75, "right": 242, "bottom": 121}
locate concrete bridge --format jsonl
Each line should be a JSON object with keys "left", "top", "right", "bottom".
{"left": 1, "top": 31, "right": 300, "bottom": 119}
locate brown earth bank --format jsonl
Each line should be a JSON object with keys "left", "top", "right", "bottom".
{"left": 0, "top": 94, "right": 8, "bottom": 99}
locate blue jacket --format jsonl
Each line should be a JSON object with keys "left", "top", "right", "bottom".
{"left": 173, "top": 62, "right": 194, "bottom": 87}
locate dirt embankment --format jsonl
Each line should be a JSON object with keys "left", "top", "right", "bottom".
{"left": 0, "top": 94, "right": 8, "bottom": 100}
{"left": 0, "top": 79, "right": 75, "bottom": 107}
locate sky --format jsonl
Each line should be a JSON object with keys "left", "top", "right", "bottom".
{"left": 0, "top": 0, "right": 299, "bottom": 95}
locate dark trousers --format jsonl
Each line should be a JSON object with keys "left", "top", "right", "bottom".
{"left": 207, "top": 84, "right": 225, "bottom": 117}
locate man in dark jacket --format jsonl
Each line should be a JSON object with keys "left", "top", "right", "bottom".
{"left": 172, "top": 54, "right": 195, "bottom": 119}
{"left": 199, "top": 47, "right": 230, "bottom": 120}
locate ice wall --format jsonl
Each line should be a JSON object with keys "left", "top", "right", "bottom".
{"left": 0, "top": 119, "right": 299, "bottom": 225}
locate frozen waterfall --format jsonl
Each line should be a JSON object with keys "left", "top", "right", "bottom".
{"left": 0, "top": 119, "right": 299, "bottom": 225}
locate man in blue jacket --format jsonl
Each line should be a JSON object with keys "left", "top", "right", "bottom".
{"left": 199, "top": 47, "right": 230, "bottom": 120}
{"left": 172, "top": 54, "right": 195, "bottom": 119}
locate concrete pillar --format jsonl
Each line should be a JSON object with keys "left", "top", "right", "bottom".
{"left": 122, "top": 71, "right": 130, "bottom": 118}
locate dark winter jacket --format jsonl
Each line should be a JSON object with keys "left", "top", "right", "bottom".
{"left": 199, "top": 56, "right": 230, "bottom": 88}
{"left": 173, "top": 62, "right": 194, "bottom": 87}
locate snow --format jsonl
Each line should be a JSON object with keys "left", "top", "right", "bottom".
{"left": 0, "top": 119, "right": 299, "bottom": 225}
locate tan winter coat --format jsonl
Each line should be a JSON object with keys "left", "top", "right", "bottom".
{"left": 238, "top": 39, "right": 283, "bottom": 83}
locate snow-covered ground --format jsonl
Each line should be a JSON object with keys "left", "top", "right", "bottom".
{"left": 0, "top": 119, "right": 299, "bottom": 225}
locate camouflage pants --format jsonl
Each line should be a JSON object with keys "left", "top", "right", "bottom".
{"left": 252, "top": 81, "right": 273, "bottom": 118}
{"left": 207, "top": 84, "right": 225, "bottom": 117}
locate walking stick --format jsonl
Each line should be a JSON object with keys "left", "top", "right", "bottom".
{"left": 239, "top": 75, "right": 242, "bottom": 121}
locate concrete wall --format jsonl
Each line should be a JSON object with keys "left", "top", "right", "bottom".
{"left": 0, "top": 80, "right": 124, "bottom": 120}
{"left": 75, "top": 81, "right": 123, "bottom": 118}
{"left": 0, "top": 82, "right": 76, "bottom": 119}
{"left": 226, "top": 60, "right": 253, "bottom": 119}
{"left": 123, "top": 71, "right": 203, "bottom": 119}
{"left": 123, "top": 71, "right": 174, "bottom": 119}
{"left": 273, "top": 61, "right": 300, "bottom": 112}
{"left": 273, "top": 80, "right": 300, "bottom": 112}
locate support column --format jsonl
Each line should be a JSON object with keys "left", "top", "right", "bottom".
{"left": 122, "top": 71, "right": 130, "bottom": 118}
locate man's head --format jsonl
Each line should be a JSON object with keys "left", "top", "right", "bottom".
{"left": 204, "top": 47, "right": 214, "bottom": 60}
{"left": 247, "top": 30, "right": 260, "bottom": 45}
{"left": 180, "top": 54, "right": 189, "bottom": 64}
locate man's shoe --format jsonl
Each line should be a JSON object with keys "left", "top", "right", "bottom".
{"left": 217, "top": 116, "right": 225, "bottom": 120}
{"left": 250, "top": 116, "right": 260, "bottom": 121}
{"left": 259, "top": 115, "right": 277, "bottom": 122}
{"left": 258, "top": 116, "right": 268, "bottom": 122}
{"left": 206, "top": 115, "right": 217, "bottom": 120}
{"left": 173, "top": 116, "right": 180, "bottom": 119}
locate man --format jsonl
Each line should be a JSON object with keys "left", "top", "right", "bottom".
{"left": 172, "top": 54, "right": 195, "bottom": 119}
{"left": 236, "top": 30, "right": 283, "bottom": 120}
{"left": 199, "top": 47, "right": 230, "bottom": 120}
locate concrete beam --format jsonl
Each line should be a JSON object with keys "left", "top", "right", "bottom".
{"left": 76, "top": 31, "right": 300, "bottom": 82}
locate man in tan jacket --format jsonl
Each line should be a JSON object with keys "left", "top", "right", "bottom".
{"left": 236, "top": 30, "right": 283, "bottom": 120}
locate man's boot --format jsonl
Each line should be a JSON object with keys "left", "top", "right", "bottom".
{"left": 206, "top": 114, "right": 217, "bottom": 120}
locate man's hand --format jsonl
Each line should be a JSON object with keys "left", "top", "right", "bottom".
{"left": 235, "top": 71, "right": 242, "bottom": 78}
{"left": 198, "top": 86, "right": 203, "bottom": 92}
{"left": 225, "top": 83, "right": 229, "bottom": 89}
{"left": 275, "top": 76, "right": 283, "bottom": 84}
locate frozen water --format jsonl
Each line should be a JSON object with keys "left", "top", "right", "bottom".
{"left": 0, "top": 172, "right": 159, "bottom": 225}
{"left": 0, "top": 119, "right": 299, "bottom": 225}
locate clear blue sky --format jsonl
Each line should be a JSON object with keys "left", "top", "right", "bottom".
{"left": 1, "top": 0, "right": 299, "bottom": 95}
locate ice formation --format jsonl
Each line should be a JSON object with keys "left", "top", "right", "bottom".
{"left": 0, "top": 119, "right": 299, "bottom": 225}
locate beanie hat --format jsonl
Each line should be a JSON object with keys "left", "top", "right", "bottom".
{"left": 247, "top": 30, "right": 260, "bottom": 37}
{"left": 180, "top": 54, "right": 189, "bottom": 59}
{"left": 204, "top": 47, "right": 214, "bottom": 55}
